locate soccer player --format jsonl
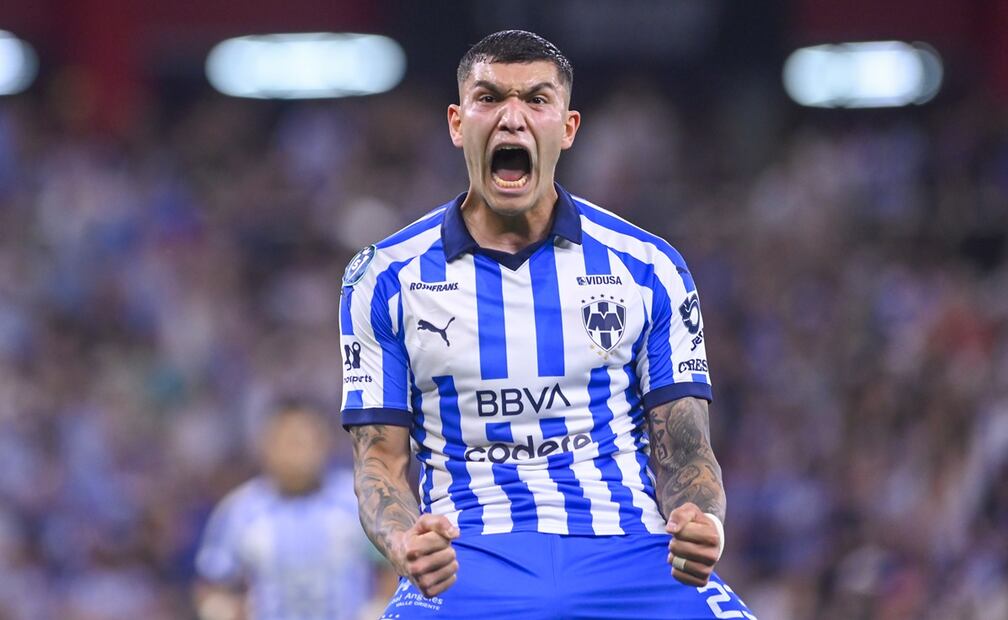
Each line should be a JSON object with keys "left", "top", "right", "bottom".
{"left": 193, "top": 400, "right": 377, "bottom": 620}
{"left": 340, "top": 30, "right": 755, "bottom": 619}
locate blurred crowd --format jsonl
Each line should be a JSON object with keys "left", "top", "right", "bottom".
{"left": 0, "top": 75, "right": 1006, "bottom": 619}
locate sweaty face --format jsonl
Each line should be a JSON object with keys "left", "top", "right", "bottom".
{"left": 262, "top": 411, "right": 329, "bottom": 495}
{"left": 449, "top": 60, "right": 580, "bottom": 217}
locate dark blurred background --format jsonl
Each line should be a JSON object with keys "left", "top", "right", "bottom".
{"left": 0, "top": 1, "right": 1006, "bottom": 618}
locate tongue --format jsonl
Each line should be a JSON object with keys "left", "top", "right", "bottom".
{"left": 496, "top": 167, "right": 525, "bottom": 182}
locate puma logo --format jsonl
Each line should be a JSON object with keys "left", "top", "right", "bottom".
{"left": 418, "top": 317, "right": 455, "bottom": 347}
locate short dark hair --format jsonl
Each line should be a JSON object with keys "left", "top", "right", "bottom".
{"left": 270, "top": 395, "right": 328, "bottom": 420}
{"left": 457, "top": 30, "right": 573, "bottom": 93}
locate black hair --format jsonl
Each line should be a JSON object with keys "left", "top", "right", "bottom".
{"left": 457, "top": 30, "right": 573, "bottom": 92}
{"left": 270, "top": 395, "right": 328, "bottom": 421}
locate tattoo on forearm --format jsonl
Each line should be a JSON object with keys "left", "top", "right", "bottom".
{"left": 350, "top": 425, "right": 418, "bottom": 570}
{"left": 647, "top": 398, "right": 726, "bottom": 522}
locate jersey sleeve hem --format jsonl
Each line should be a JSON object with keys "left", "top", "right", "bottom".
{"left": 341, "top": 407, "right": 412, "bottom": 429}
{"left": 194, "top": 550, "right": 242, "bottom": 586}
{"left": 642, "top": 382, "right": 713, "bottom": 410}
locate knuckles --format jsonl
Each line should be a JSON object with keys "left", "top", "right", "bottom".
{"left": 400, "top": 536, "right": 458, "bottom": 598}
{"left": 407, "top": 552, "right": 457, "bottom": 580}
{"left": 672, "top": 568, "right": 712, "bottom": 586}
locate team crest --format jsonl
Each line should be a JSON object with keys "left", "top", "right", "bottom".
{"left": 582, "top": 298, "right": 626, "bottom": 351}
{"left": 342, "top": 244, "right": 376, "bottom": 286}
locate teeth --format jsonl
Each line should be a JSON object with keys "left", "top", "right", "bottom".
{"left": 492, "top": 173, "right": 529, "bottom": 189}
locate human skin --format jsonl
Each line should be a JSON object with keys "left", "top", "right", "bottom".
{"left": 447, "top": 59, "right": 580, "bottom": 254}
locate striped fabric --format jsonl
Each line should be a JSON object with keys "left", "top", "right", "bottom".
{"left": 195, "top": 471, "right": 372, "bottom": 620}
{"left": 340, "top": 184, "right": 711, "bottom": 536}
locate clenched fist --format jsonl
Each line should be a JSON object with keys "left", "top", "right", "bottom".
{"left": 666, "top": 502, "right": 722, "bottom": 587}
{"left": 392, "top": 514, "right": 460, "bottom": 598}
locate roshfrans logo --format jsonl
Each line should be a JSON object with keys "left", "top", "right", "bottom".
{"left": 410, "top": 282, "right": 459, "bottom": 292}
{"left": 464, "top": 433, "right": 592, "bottom": 463}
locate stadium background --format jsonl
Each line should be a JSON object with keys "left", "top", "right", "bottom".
{"left": 0, "top": 1, "right": 1006, "bottom": 618}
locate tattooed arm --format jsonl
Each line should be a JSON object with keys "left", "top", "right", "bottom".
{"left": 647, "top": 397, "right": 726, "bottom": 586}
{"left": 349, "top": 424, "right": 459, "bottom": 597}
{"left": 647, "top": 397, "right": 725, "bottom": 521}
{"left": 349, "top": 424, "right": 418, "bottom": 564}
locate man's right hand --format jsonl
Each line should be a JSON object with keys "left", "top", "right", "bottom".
{"left": 393, "top": 514, "right": 460, "bottom": 598}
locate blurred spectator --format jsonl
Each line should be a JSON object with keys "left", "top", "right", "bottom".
{"left": 193, "top": 399, "right": 379, "bottom": 620}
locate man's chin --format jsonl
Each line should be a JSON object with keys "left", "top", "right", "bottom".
{"left": 485, "top": 194, "right": 537, "bottom": 218}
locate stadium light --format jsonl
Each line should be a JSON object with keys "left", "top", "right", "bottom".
{"left": 783, "top": 42, "right": 943, "bottom": 108}
{"left": 206, "top": 33, "right": 406, "bottom": 100}
{"left": 0, "top": 30, "right": 38, "bottom": 95}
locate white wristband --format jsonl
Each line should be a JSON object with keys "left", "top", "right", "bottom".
{"left": 704, "top": 513, "right": 725, "bottom": 560}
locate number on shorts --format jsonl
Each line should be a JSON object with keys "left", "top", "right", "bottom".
{"left": 697, "top": 582, "right": 757, "bottom": 619}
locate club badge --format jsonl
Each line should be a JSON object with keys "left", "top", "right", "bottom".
{"left": 582, "top": 297, "right": 626, "bottom": 351}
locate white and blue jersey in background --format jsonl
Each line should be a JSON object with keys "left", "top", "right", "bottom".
{"left": 195, "top": 470, "right": 373, "bottom": 620}
{"left": 340, "top": 183, "right": 711, "bottom": 536}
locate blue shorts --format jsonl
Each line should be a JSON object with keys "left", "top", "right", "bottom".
{"left": 380, "top": 532, "right": 756, "bottom": 620}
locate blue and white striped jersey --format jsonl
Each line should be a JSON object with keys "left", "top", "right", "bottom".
{"left": 340, "top": 184, "right": 711, "bottom": 536}
{"left": 195, "top": 470, "right": 373, "bottom": 620}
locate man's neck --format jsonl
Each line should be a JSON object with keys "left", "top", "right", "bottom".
{"left": 460, "top": 187, "right": 558, "bottom": 254}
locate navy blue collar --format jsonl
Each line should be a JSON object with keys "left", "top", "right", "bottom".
{"left": 442, "top": 183, "right": 583, "bottom": 263}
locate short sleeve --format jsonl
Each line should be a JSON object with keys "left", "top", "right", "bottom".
{"left": 195, "top": 497, "right": 243, "bottom": 585}
{"left": 637, "top": 250, "right": 713, "bottom": 411}
{"left": 339, "top": 248, "right": 412, "bottom": 428}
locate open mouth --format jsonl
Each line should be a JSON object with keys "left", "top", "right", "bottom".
{"left": 490, "top": 146, "right": 531, "bottom": 189}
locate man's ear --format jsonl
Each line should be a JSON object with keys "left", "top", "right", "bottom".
{"left": 447, "top": 104, "right": 463, "bottom": 148}
{"left": 561, "top": 109, "right": 581, "bottom": 150}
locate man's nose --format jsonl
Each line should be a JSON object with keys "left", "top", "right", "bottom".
{"left": 497, "top": 97, "right": 527, "bottom": 132}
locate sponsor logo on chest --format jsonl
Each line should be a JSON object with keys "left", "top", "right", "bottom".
{"left": 409, "top": 281, "right": 459, "bottom": 292}
{"left": 576, "top": 275, "right": 622, "bottom": 286}
{"left": 476, "top": 383, "right": 571, "bottom": 417}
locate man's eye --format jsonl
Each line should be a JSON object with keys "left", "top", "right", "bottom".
{"left": 478, "top": 95, "right": 496, "bottom": 103}
{"left": 530, "top": 96, "right": 547, "bottom": 104}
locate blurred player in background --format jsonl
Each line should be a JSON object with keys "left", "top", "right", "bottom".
{"left": 193, "top": 399, "right": 383, "bottom": 620}
{"left": 340, "top": 30, "right": 755, "bottom": 619}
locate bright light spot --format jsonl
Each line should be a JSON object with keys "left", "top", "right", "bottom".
{"left": 783, "top": 42, "right": 943, "bottom": 108}
{"left": 0, "top": 30, "right": 38, "bottom": 95}
{"left": 206, "top": 33, "right": 406, "bottom": 100}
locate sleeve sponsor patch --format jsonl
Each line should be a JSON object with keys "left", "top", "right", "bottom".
{"left": 678, "top": 292, "right": 702, "bottom": 334}
{"left": 342, "top": 244, "right": 376, "bottom": 286}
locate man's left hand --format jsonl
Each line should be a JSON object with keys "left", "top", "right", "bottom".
{"left": 665, "top": 502, "right": 721, "bottom": 586}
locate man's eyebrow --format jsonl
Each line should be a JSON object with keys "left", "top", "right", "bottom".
{"left": 525, "top": 82, "right": 558, "bottom": 94}
{"left": 472, "top": 80, "right": 504, "bottom": 95}
{"left": 471, "top": 80, "right": 559, "bottom": 96}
